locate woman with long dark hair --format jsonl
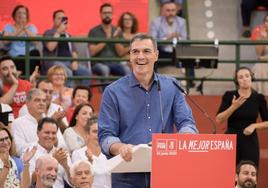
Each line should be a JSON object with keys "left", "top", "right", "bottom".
{"left": 63, "top": 103, "right": 94, "bottom": 153}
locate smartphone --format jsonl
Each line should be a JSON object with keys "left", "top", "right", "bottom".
{"left": 61, "top": 17, "right": 68, "bottom": 24}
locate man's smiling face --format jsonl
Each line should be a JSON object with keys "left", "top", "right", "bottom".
{"left": 129, "top": 39, "right": 158, "bottom": 77}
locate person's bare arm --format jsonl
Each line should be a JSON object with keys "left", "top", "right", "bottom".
{"left": 45, "top": 22, "right": 67, "bottom": 52}
{"left": 88, "top": 43, "right": 106, "bottom": 56}
{"left": 115, "top": 43, "right": 129, "bottom": 57}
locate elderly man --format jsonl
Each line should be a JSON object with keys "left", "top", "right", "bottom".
{"left": 35, "top": 155, "right": 59, "bottom": 188}
{"left": 23, "top": 117, "right": 72, "bottom": 188}
{"left": 12, "top": 89, "right": 66, "bottom": 156}
{"left": 235, "top": 160, "right": 257, "bottom": 188}
{"left": 70, "top": 160, "right": 94, "bottom": 188}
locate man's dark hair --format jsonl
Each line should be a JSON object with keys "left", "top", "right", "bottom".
{"left": 53, "top": 9, "right": 64, "bottom": 20}
{"left": 37, "top": 117, "right": 59, "bottom": 132}
{"left": 69, "top": 103, "right": 95, "bottom": 127}
{"left": 36, "top": 79, "right": 52, "bottom": 89}
{"left": 236, "top": 160, "right": 258, "bottom": 175}
{"left": 130, "top": 33, "right": 158, "bottom": 51}
{"left": 118, "top": 12, "right": 138, "bottom": 34}
{"left": 72, "top": 85, "right": 92, "bottom": 102}
{"left": 99, "top": 3, "right": 112, "bottom": 13}
{"left": 0, "top": 55, "right": 13, "bottom": 65}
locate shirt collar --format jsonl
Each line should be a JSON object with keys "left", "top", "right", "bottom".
{"left": 129, "top": 72, "right": 158, "bottom": 88}
{"left": 37, "top": 143, "right": 55, "bottom": 154}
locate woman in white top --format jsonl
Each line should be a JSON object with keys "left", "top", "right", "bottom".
{"left": 63, "top": 103, "right": 94, "bottom": 153}
{"left": 72, "top": 116, "right": 111, "bottom": 188}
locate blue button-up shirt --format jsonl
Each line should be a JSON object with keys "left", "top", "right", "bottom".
{"left": 98, "top": 73, "right": 198, "bottom": 157}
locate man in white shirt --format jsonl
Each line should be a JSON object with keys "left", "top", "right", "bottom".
{"left": 12, "top": 88, "right": 66, "bottom": 156}
{"left": 72, "top": 116, "right": 111, "bottom": 188}
{"left": 235, "top": 160, "right": 257, "bottom": 188}
{"left": 24, "top": 117, "right": 72, "bottom": 188}
{"left": 19, "top": 79, "right": 68, "bottom": 132}
{"left": 70, "top": 160, "right": 94, "bottom": 188}
{"left": 35, "top": 155, "right": 59, "bottom": 188}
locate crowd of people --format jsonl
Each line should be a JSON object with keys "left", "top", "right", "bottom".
{"left": 0, "top": 1, "right": 268, "bottom": 188}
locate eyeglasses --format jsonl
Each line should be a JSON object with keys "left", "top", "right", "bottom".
{"left": 0, "top": 136, "right": 10, "bottom": 143}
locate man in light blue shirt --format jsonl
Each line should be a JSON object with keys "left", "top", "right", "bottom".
{"left": 98, "top": 33, "right": 198, "bottom": 188}
{"left": 150, "top": 1, "right": 195, "bottom": 87}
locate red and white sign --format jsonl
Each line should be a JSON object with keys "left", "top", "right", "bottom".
{"left": 152, "top": 134, "right": 237, "bottom": 188}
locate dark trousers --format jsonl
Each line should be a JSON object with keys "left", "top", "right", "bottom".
{"left": 241, "top": 0, "right": 268, "bottom": 27}
{"left": 13, "top": 49, "right": 41, "bottom": 75}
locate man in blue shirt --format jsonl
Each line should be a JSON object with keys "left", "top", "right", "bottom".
{"left": 98, "top": 33, "right": 198, "bottom": 188}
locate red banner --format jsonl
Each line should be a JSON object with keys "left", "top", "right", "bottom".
{"left": 152, "top": 134, "right": 237, "bottom": 188}
{"left": 0, "top": 0, "right": 149, "bottom": 35}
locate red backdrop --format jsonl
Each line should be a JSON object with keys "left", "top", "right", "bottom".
{"left": 0, "top": 0, "right": 149, "bottom": 35}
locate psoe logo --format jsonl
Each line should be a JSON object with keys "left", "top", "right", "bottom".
{"left": 156, "top": 139, "right": 177, "bottom": 156}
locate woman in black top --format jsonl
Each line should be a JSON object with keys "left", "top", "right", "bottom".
{"left": 216, "top": 67, "right": 268, "bottom": 166}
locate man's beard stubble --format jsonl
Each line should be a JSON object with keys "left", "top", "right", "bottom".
{"left": 102, "top": 16, "right": 112, "bottom": 25}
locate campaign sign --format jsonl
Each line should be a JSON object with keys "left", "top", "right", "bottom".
{"left": 152, "top": 134, "right": 236, "bottom": 188}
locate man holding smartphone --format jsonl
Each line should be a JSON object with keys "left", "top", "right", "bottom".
{"left": 42, "top": 9, "right": 90, "bottom": 87}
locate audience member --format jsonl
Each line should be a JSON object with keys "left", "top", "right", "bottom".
{"left": 23, "top": 117, "right": 72, "bottom": 188}
{"left": 150, "top": 1, "right": 195, "bottom": 87}
{"left": 2, "top": 5, "right": 40, "bottom": 74}
{"left": 64, "top": 103, "right": 94, "bottom": 153}
{"left": 0, "top": 123, "right": 36, "bottom": 188}
{"left": 72, "top": 116, "right": 111, "bottom": 188}
{"left": 88, "top": 3, "right": 130, "bottom": 77}
{"left": 241, "top": 0, "right": 268, "bottom": 38}
{"left": 18, "top": 79, "right": 68, "bottom": 132}
{"left": 114, "top": 12, "right": 138, "bottom": 58}
{"left": 66, "top": 85, "right": 92, "bottom": 123}
{"left": 98, "top": 33, "right": 197, "bottom": 187}
{"left": 0, "top": 55, "right": 35, "bottom": 118}
{"left": 235, "top": 160, "right": 257, "bottom": 188}
{"left": 216, "top": 67, "right": 268, "bottom": 167}
{"left": 35, "top": 155, "right": 59, "bottom": 188}
{"left": 47, "top": 65, "right": 73, "bottom": 111}
{"left": 70, "top": 160, "right": 94, "bottom": 188}
{"left": 251, "top": 14, "right": 268, "bottom": 95}
{"left": 42, "top": 9, "right": 90, "bottom": 86}
{"left": 12, "top": 89, "right": 66, "bottom": 156}
{"left": 159, "top": 0, "right": 184, "bottom": 17}
{"left": 0, "top": 103, "right": 14, "bottom": 128}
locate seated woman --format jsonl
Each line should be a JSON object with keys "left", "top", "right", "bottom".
{"left": 0, "top": 123, "right": 36, "bottom": 188}
{"left": 114, "top": 12, "right": 138, "bottom": 59}
{"left": 2, "top": 5, "right": 40, "bottom": 75}
{"left": 251, "top": 13, "right": 268, "bottom": 95}
{"left": 63, "top": 103, "right": 94, "bottom": 153}
{"left": 72, "top": 116, "right": 111, "bottom": 188}
{"left": 47, "top": 65, "right": 73, "bottom": 111}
